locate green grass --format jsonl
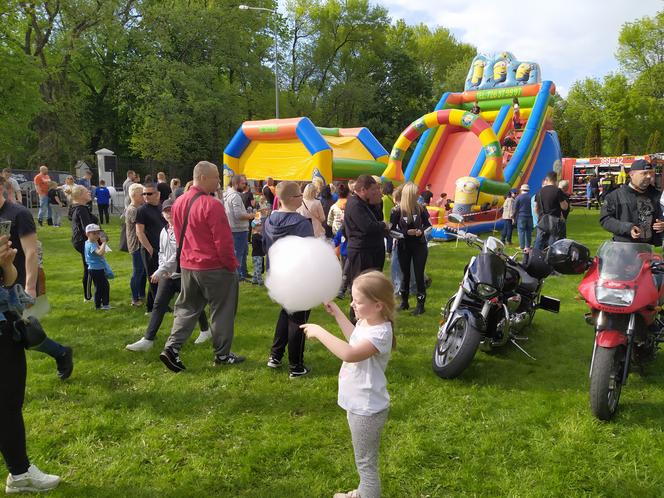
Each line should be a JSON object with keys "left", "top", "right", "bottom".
{"left": 21, "top": 209, "right": 664, "bottom": 497}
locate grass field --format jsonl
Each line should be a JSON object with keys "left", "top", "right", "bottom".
{"left": 20, "top": 208, "right": 664, "bottom": 497}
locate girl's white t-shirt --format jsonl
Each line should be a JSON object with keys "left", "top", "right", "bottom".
{"left": 338, "top": 320, "right": 392, "bottom": 416}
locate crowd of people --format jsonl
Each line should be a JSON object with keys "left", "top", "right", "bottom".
{"left": 4, "top": 156, "right": 663, "bottom": 495}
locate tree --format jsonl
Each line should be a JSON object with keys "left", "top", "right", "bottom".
{"left": 613, "top": 129, "right": 630, "bottom": 155}
{"left": 646, "top": 130, "right": 662, "bottom": 153}
{"left": 584, "top": 122, "right": 602, "bottom": 157}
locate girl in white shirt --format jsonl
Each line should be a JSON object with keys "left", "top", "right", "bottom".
{"left": 301, "top": 271, "right": 395, "bottom": 498}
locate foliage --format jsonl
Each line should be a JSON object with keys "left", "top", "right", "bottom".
{"left": 583, "top": 121, "right": 602, "bottom": 157}
{"left": 556, "top": 9, "right": 663, "bottom": 157}
{"left": 25, "top": 210, "right": 664, "bottom": 496}
{"left": 647, "top": 129, "right": 662, "bottom": 153}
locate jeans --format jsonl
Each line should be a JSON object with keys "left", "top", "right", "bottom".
{"left": 140, "top": 249, "right": 159, "bottom": 312}
{"left": 89, "top": 268, "right": 110, "bottom": 308}
{"left": 517, "top": 217, "right": 533, "bottom": 249}
{"left": 33, "top": 338, "right": 66, "bottom": 359}
{"left": 51, "top": 205, "right": 61, "bottom": 226}
{"left": 232, "top": 231, "right": 249, "bottom": 279}
{"left": 252, "top": 256, "right": 264, "bottom": 284}
{"left": 37, "top": 196, "right": 51, "bottom": 222}
{"left": 500, "top": 219, "right": 513, "bottom": 244}
{"left": 74, "top": 242, "right": 92, "bottom": 300}
{"left": 130, "top": 250, "right": 146, "bottom": 302}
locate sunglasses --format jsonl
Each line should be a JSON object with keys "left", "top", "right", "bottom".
{"left": 142, "top": 192, "right": 156, "bottom": 196}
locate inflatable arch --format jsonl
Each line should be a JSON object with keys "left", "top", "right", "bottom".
{"left": 383, "top": 109, "right": 503, "bottom": 184}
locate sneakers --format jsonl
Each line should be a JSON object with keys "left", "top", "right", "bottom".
{"left": 194, "top": 330, "right": 211, "bottom": 345}
{"left": 289, "top": 365, "right": 310, "bottom": 378}
{"left": 126, "top": 337, "right": 154, "bottom": 352}
{"left": 100, "top": 305, "right": 113, "bottom": 310}
{"left": 213, "top": 352, "right": 246, "bottom": 366}
{"left": 56, "top": 347, "right": 74, "bottom": 380}
{"left": 159, "top": 347, "right": 185, "bottom": 373}
{"left": 6, "top": 464, "right": 61, "bottom": 493}
{"left": 130, "top": 300, "right": 143, "bottom": 307}
{"left": 267, "top": 356, "right": 282, "bottom": 368}
{"left": 333, "top": 490, "right": 359, "bottom": 498}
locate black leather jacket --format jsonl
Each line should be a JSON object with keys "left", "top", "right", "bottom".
{"left": 599, "top": 184, "right": 662, "bottom": 246}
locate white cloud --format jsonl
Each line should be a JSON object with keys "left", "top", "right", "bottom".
{"left": 378, "top": 0, "right": 662, "bottom": 96}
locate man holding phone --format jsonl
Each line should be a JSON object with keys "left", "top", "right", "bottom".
{"left": 0, "top": 176, "right": 73, "bottom": 379}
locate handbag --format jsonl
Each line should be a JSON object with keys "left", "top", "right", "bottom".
{"left": 176, "top": 192, "right": 205, "bottom": 273}
{"left": 535, "top": 194, "right": 563, "bottom": 235}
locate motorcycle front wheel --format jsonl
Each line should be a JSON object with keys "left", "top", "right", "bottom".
{"left": 432, "top": 312, "right": 482, "bottom": 379}
{"left": 589, "top": 345, "right": 626, "bottom": 421}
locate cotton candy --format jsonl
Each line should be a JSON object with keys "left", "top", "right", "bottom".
{"left": 265, "top": 236, "right": 342, "bottom": 313}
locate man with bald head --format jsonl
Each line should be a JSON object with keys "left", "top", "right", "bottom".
{"left": 33, "top": 165, "right": 51, "bottom": 226}
{"left": 160, "top": 161, "right": 245, "bottom": 372}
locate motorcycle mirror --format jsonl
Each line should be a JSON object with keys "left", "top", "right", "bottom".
{"left": 447, "top": 213, "right": 465, "bottom": 224}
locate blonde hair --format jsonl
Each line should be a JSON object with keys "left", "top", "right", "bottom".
{"left": 399, "top": 182, "right": 420, "bottom": 222}
{"left": 128, "top": 183, "right": 144, "bottom": 197}
{"left": 171, "top": 178, "right": 181, "bottom": 189}
{"left": 49, "top": 181, "right": 58, "bottom": 189}
{"left": 352, "top": 271, "right": 396, "bottom": 349}
{"left": 70, "top": 185, "right": 88, "bottom": 202}
{"left": 184, "top": 180, "right": 194, "bottom": 192}
{"left": 302, "top": 183, "right": 317, "bottom": 201}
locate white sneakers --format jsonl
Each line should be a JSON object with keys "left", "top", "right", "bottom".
{"left": 194, "top": 330, "right": 211, "bottom": 344}
{"left": 125, "top": 338, "right": 154, "bottom": 352}
{"left": 6, "top": 464, "right": 61, "bottom": 493}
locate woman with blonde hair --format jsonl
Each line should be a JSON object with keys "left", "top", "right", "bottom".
{"left": 297, "top": 183, "right": 326, "bottom": 238}
{"left": 69, "top": 185, "right": 99, "bottom": 301}
{"left": 389, "top": 182, "right": 431, "bottom": 315}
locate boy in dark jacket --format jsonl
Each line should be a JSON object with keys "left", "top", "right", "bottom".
{"left": 262, "top": 181, "right": 314, "bottom": 378}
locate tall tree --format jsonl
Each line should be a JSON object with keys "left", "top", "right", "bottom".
{"left": 584, "top": 121, "right": 602, "bottom": 157}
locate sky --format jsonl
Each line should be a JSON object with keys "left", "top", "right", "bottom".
{"left": 378, "top": 0, "right": 662, "bottom": 97}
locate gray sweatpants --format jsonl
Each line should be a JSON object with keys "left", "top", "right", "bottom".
{"left": 165, "top": 268, "right": 238, "bottom": 357}
{"left": 347, "top": 409, "right": 388, "bottom": 498}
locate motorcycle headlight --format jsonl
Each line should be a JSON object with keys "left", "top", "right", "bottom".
{"left": 595, "top": 286, "right": 635, "bottom": 307}
{"left": 476, "top": 283, "right": 498, "bottom": 298}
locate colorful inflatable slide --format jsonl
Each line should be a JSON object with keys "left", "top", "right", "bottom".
{"left": 223, "top": 117, "right": 388, "bottom": 184}
{"left": 382, "top": 52, "right": 562, "bottom": 239}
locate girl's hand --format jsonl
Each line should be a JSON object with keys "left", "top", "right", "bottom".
{"left": 323, "top": 301, "right": 340, "bottom": 316}
{"left": 0, "top": 236, "right": 17, "bottom": 268}
{"left": 300, "top": 323, "right": 325, "bottom": 340}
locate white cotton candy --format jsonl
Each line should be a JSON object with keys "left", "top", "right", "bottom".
{"left": 266, "top": 236, "right": 342, "bottom": 313}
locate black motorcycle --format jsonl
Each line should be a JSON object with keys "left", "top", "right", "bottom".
{"left": 432, "top": 216, "right": 561, "bottom": 379}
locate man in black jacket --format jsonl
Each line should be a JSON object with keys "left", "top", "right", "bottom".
{"left": 600, "top": 160, "right": 664, "bottom": 245}
{"left": 344, "top": 175, "right": 387, "bottom": 287}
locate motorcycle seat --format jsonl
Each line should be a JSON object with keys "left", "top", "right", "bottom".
{"left": 517, "top": 267, "right": 540, "bottom": 293}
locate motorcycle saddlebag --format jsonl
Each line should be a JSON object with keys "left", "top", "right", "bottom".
{"left": 522, "top": 248, "right": 553, "bottom": 280}
{"left": 546, "top": 239, "right": 591, "bottom": 275}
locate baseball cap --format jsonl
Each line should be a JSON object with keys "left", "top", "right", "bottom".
{"left": 85, "top": 223, "right": 101, "bottom": 233}
{"left": 162, "top": 199, "right": 174, "bottom": 211}
{"left": 630, "top": 159, "right": 653, "bottom": 171}
{"left": 520, "top": 184, "right": 530, "bottom": 192}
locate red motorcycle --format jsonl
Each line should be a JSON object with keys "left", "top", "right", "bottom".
{"left": 577, "top": 241, "right": 664, "bottom": 420}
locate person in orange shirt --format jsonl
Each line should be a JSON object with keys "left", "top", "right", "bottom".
{"left": 33, "top": 165, "right": 51, "bottom": 226}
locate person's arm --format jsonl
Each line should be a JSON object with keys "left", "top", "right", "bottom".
{"left": 313, "top": 200, "right": 325, "bottom": 224}
{"left": 94, "top": 243, "right": 106, "bottom": 256}
{"left": 232, "top": 196, "right": 254, "bottom": 221}
{"left": 210, "top": 200, "right": 235, "bottom": 262}
{"left": 0, "top": 236, "right": 17, "bottom": 287}
{"left": 135, "top": 223, "right": 153, "bottom": 255}
{"left": 421, "top": 207, "right": 432, "bottom": 229}
{"left": 599, "top": 193, "right": 635, "bottom": 238}
{"left": 301, "top": 323, "right": 379, "bottom": 363}
{"left": 323, "top": 301, "right": 355, "bottom": 339}
{"left": 21, "top": 232, "right": 39, "bottom": 297}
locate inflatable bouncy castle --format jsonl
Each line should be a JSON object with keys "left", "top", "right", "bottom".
{"left": 382, "top": 52, "right": 562, "bottom": 239}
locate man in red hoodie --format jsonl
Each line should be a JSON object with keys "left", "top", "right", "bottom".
{"left": 160, "top": 161, "right": 245, "bottom": 372}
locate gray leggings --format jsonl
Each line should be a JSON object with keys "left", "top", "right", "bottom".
{"left": 347, "top": 409, "right": 388, "bottom": 498}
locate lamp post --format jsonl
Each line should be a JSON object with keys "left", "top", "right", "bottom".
{"left": 239, "top": 4, "right": 279, "bottom": 119}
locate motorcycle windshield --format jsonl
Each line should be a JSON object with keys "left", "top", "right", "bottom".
{"left": 597, "top": 241, "right": 652, "bottom": 281}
